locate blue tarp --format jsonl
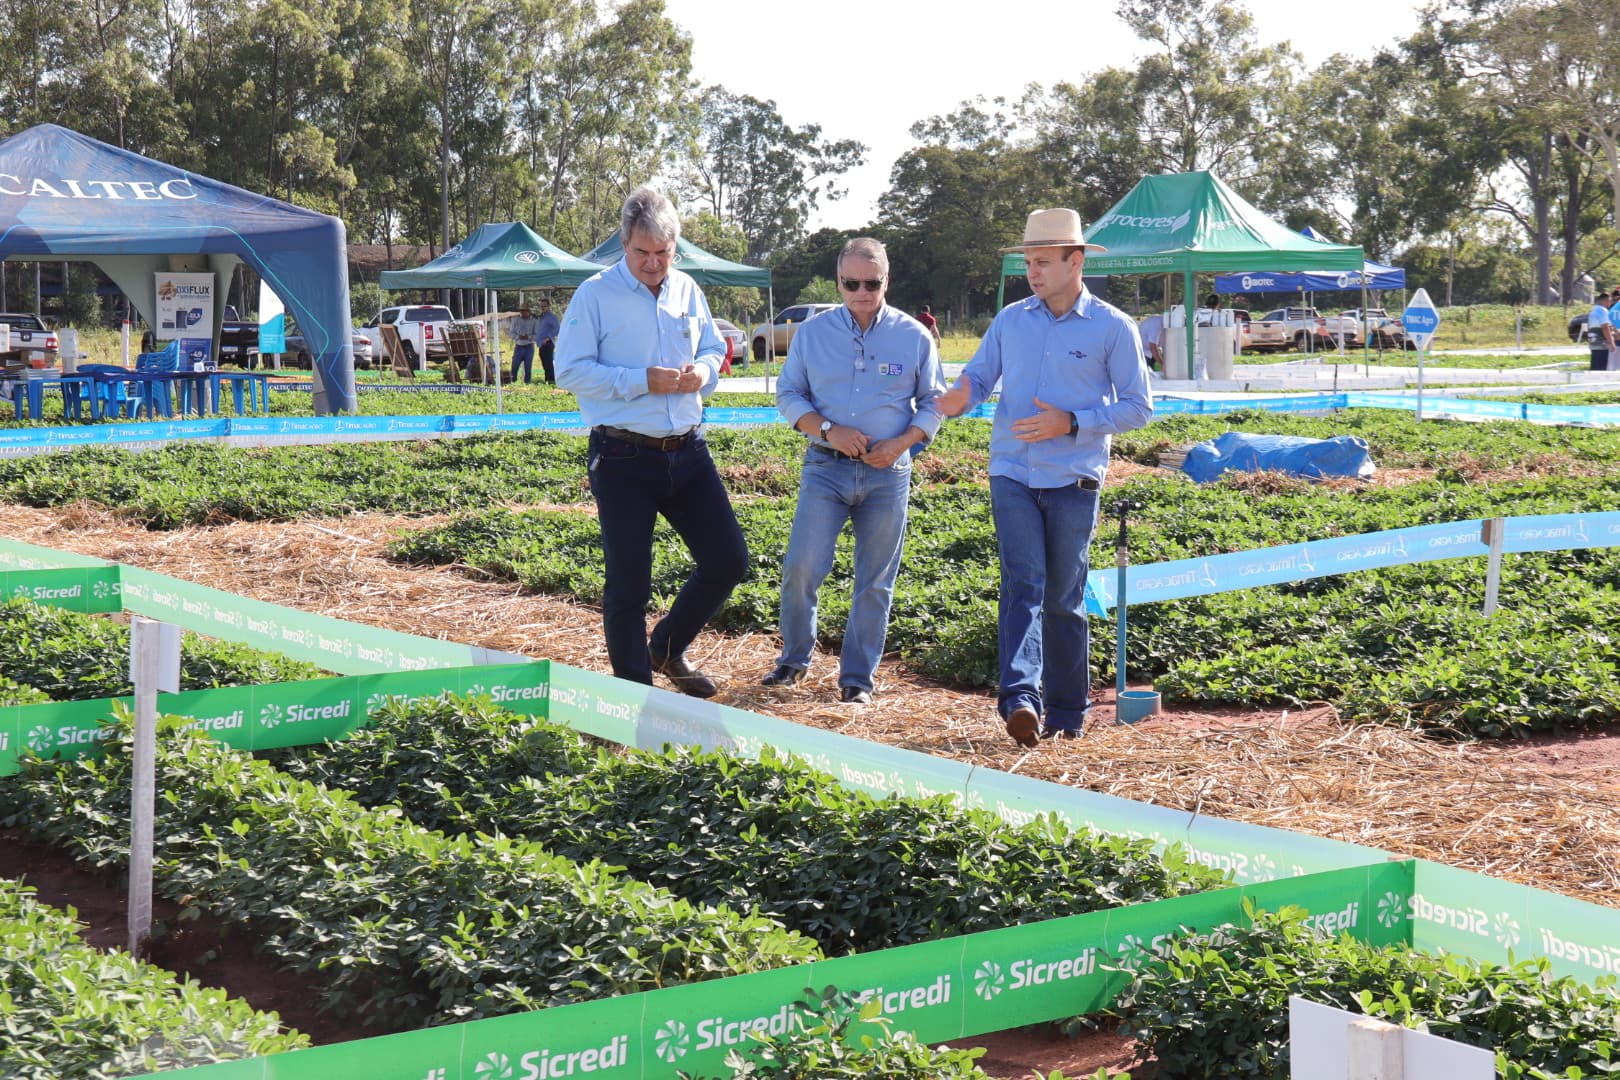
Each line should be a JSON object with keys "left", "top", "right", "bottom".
{"left": 1182, "top": 432, "right": 1375, "bottom": 483}
{"left": 0, "top": 124, "right": 354, "bottom": 413}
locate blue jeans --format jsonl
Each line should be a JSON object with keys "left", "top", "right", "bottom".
{"left": 989, "top": 475, "right": 1099, "bottom": 732}
{"left": 510, "top": 342, "right": 535, "bottom": 383}
{"left": 587, "top": 429, "right": 749, "bottom": 685}
{"left": 777, "top": 449, "right": 912, "bottom": 692}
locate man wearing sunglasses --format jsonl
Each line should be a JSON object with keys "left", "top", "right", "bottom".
{"left": 555, "top": 186, "right": 748, "bottom": 698}
{"left": 938, "top": 208, "right": 1153, "bottom": 745}
{"left": 764, "top": 237, "right": 945, "bottom": 704}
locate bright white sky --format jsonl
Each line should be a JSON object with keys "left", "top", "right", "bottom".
{"left": 662, "top": 0, "right": 1427, "bottom": 229}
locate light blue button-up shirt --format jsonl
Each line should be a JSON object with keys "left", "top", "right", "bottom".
{"left": 777, "top": 304, "right": 945, "bottom": 453}
{"left": 535, "top": 310, "right": 560, "bottom": 343}
{"left": 957, "top": 288, "right": 1153, "bottom": 488}
{"left": 555, "top": 258, "right": 725, "bottom": 436}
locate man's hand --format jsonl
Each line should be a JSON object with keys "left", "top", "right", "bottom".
{"left": 826, "top": 422, "right": 870, "bottom": 458}
{"left": 646, "top": 365, "right": 685, "bottom": 393}
{"left": 860, "top": 436, "right": 909, "bottom": 469}
{"left": 647, "top": 365, "right": 705, "bottom": 394}
{"left": 936, "top": 379, "right": 972, "bottom": 417}
{"left": 1012, "top": 397, "right": 1074, "bottom": 443}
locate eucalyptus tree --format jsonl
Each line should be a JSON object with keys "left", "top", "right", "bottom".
{"left": 692, "top": 86, "right": 866, "bottom": 264}
{"left": 522, "top": 0, "right": 695, "bottom": 250}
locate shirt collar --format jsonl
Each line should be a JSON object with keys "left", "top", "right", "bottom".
{"left": 1022, "top": 285, "right": 1093, "bottom": 321}
{"left": 611, "top": 257, "right": 667, "bottom": 299}
{"left": 838, "top": 303, "right": 889, "bottom": 337}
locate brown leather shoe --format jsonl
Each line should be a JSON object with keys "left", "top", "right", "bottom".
{"left": 652, "top": 652, "right": 718, "bottom": 698}
{"left": 1004, "top": 705, "right": 1040, "bottom": 748}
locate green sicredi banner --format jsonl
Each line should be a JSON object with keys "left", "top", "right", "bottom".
{"left": 143, "top": 862, "right": 1414, "bottom": 1080}
{"left": 0, "top": 662, "right": 549, "bottom": 774}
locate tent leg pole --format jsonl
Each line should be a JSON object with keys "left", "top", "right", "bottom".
{"left": 1184, "top": 270, "right": 1196, "bottom": 383}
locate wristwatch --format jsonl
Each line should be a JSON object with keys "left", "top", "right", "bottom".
{"left": 818, "top": 418, "right": 833, "bottom": 439}
{"left": 1068, "top": 414, "right": 1079, "bottom": 436}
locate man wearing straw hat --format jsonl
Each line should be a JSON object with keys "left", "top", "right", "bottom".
{"left": 938, "top": 208, "right": 1153, "bottom": 746}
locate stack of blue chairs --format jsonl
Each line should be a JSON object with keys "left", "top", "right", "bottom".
{"left": 133, "top": 340, "right": 185, "bottom": 416}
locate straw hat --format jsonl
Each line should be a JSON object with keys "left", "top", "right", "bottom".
{"left": 1000, "top": 208, "right": 1107, "bottom": 253}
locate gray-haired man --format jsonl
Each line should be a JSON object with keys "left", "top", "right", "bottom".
{"left": 555, "top": 187, "right": 749, "bottom": 696}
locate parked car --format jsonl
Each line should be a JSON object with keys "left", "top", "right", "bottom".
{"left": 1340, "top": 308, "right": 1415, "bottom": 350}
{"left": 359, "top": 304, "right": 482, "bottom": 364}
{"left": 283, "top": 316, "right": 374, "bottom": 370}
{"left": 714, "top": 317, "right": 746, "bottom": 374}
{"left": 750, "top": 303, "right": 838, "bottom": 361}
{"left": 1234, "top": 309, "right": 1288, "bottom": 353}
{"left": 0, "top": 313, "right": 59, "bottom": 367}
{"left": 1260, "top": 307, "right": 1362, "bottom": 351}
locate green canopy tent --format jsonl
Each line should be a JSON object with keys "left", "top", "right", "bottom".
{"left": 380, "top": 222, "right": 605, "bottom": 409}
{"left": 998, "top": 171, "right": 1365, "bottom": 377}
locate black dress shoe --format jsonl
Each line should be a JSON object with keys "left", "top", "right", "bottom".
{"left": 651, "top": 652, "right": 718, "bottom": 698}
{"left": 839, "top": 686, "right": 872, "bottom": 704}
{"left": 761, "top": 664, "right": 806, "bottom": 687}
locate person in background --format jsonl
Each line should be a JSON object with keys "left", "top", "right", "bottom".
{"left": 763, "top": 237, "right": 945, "bottom": 704}
{"left": 1136, "top": 312, "right": 1164, "bottom": 371}
{"left": 1195, "top": 292, "right": 1222, "bottom": 326}
{"left": 1588, "top": 291, "right": 1614, "bottom": 372}
{"left": 936, "top": 208, "right": 1153, "bottom": 746}
{"left": 916, "top": 303, "right": 942, "bottom": 345}
{"left": 508, "top": 303, "right": 538, "bottom": 384}
{"left": 536, "top": 296, "right": 561, "bottom": 384}
{"left": 1608, "top": 290, "right": 1620, "bottom": 372}
{"left": 555, "top": 186, "right": 748, "bottom": 698}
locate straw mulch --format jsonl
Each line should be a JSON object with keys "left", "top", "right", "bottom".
{"left": 4, "top": 501, "right": 1618, "bottom": 909}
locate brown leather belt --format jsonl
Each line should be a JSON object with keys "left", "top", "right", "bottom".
{"left": 595, "top": 425, "right": 696, "bottom": 451}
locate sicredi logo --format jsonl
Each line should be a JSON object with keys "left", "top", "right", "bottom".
{"left": 258, "top": 698, "right": 352, "bottom": 730}
{"left": 852, "top": 975, "right": 952, "bottom": 1016}
{"left": 975, "top": 950, "right": 1096, "bottom": 1002}
{"left": 1539, "top": 928, "right": 1620, "bottom": 974}
{"left": 654, "top": 1020, "right": 690, "bottom": 1062}
{"left": 181, "top": 708, "right": 246, "bottom": 734}
{"left": 1376, "top": 890, "right": 1407, "bottom": 929}
{"left": 0, "top": 175, "right": 197, "bottom": 200}
{"left": 1305, "top": 901, "right": 1360, "bottom": 936}
{"left": 504, "top": 1034, "right": 630, "bottom": 1077}
{"left": 32, "top": 723, "right": 114, "bottom": 749}
{"left": 1406, "top": 894, "right": 1517, "bottom": 946}
{"left": 26, "top": 725, "right": 54, "bottom": 751}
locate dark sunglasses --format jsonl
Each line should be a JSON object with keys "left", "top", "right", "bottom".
{"left": 840, "top": 278, "right": 884, "bottom": 292}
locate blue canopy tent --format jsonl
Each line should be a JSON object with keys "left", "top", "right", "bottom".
{"left": 1212, "top": 261, "right": 1405, "bottom": 295}
{"left": 0, "top": 124, "right": 354, "bottom": 412}
{"left": 1213, "top": 227, "right": 1404, "bottom": 294}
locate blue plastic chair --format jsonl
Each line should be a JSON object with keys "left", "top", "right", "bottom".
{"left": 77, "top": 364, "right": 151, "bottom": 419}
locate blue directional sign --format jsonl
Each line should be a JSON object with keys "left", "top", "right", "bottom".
{"left": 1402, "top": 288, "right": 1442, "bottom": 347}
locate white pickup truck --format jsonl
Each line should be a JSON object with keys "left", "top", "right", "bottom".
{"left": 359, "top": 304, "right": 483, "bottom": 365}
{"left": 1259, "top": 306, "right": 1364, "bottom": 352}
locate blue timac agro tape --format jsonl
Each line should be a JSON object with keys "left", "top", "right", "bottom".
{"left": 1088, "top": 512, "right": 1620, "bottom": 610}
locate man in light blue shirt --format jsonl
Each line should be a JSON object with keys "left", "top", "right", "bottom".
{"left": 1588, "top": 292, "right": 1614, "bottom": 371}
{"left": 555, "top": 187, "right": 748, "bottom": 697}
{"left": 535, "top": 296, "right": 561, "bottom": 383}
{"left": 763, "top": 238, "right": 945, "bottom": 703}
{"left": 939, "top": 208, "right": 1153, "bottom": 745}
